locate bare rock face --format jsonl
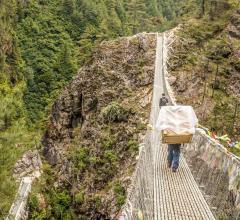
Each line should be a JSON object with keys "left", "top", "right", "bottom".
{"left": 13, "top": 150, "right": 42, "bottom": 180}
{"left": 168, "top": 76, "right": 177, "bottom": 86}
{"left": 174, "top": 72, "right": 188, "bottom": 93}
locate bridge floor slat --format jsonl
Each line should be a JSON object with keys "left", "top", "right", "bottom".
{"left": 153, "top": 142, "right": 215, "bottom": 220}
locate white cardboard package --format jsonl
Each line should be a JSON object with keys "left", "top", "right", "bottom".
{"left": 156, "top": 106, "right": 198, "bottom": 134}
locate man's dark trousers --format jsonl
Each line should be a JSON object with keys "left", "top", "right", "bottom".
{"left": 167, "top": 144, "right": 181, "bottom": 169}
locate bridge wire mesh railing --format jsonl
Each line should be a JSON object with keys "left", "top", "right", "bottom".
{"left": 121, "top": 31, "right": 177, "bottom": 220}
{"left": 122, "top": 131, "right": 154, "bottom": 219}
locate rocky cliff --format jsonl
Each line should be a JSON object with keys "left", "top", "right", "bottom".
{"left": 29, "top": 33, "right": 156, "bottom": 219}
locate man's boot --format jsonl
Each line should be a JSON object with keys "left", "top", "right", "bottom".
{"left": 167, "top": 161, "right": 172, "bottom": 168}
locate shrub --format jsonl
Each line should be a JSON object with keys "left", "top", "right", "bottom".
{"left": 101, "top": 135, "right": 116, "bottom": 149}
{"left": 113, "top": 181, "right": 126, "bottom": 208}
{"left": 28, "top": 193, "right": 49, "bottom": 220}
{"left": 104, "top": 150, "right": 118, "bottom": 163}
{"left": 28, "top": 193, "right": 40, "bottom": 212}
{"left": 102, "top": 102, "right": 129, "bottom": 123}
{"left": 75, "top": 191, "right": 84, "bottom": 205}
{"left": 128, "top": 139, "right": 139, "bottom": 153}
{"left": 230, "top": 56, "right": 240, "bottom": 71}
{"left": 93, "top": 196, "right": 101, "bottom": 209}
{"left": 49, "top": 190, "right": 71, "bottom": 219}
{"left": 72, "top": 147, "right": 89, "bottom": 170}
{"left": 206, "top": 39, "right": 232, "bottom": 61}
{"left": 136, "top": 122, "right": 146, "bottom": 132}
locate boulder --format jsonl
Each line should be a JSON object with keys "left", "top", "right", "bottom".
{"left": 168, "top": 76, "right": 177, "bottom": 85}
{"left": 13, "top": 150, "right": 42, "bottom": 180}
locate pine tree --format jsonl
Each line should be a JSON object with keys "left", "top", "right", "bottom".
{"left": 116, "top": 1, "right": 127, "bottom": 22}
{"left": 97, "top": 19, "right": 110, "bottom": 41}
{"left": 209, "top": 0, "right": 217, "bottom": 21}
{"left": 78, "top": 25, "right": 98, "bottom": 63}
{"left": 126, "top": 0, "right": 148, "bottom": 34}
{"left": 145, "top": 0, "right": 159, "bottom": 16}
{"left": 201, "top": 0, "right": 206, "bottom": 16}
{"left": 62, "top": 0, "right": 75, "bottom": 14}
{"left": 108, "top": 8, "right": 123, "bottom": 37}
{"left": 55, "top": 43, "right": 77, "bottom": 83}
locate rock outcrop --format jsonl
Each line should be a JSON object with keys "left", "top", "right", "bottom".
{"left": 34, "top": 33, "right": 156, "bottom": 219}
{"left": 13, "top": 150, "right": 42, "bottom": 180}
{"left": 43, "top": 34, "right": 155, "bottom": 168}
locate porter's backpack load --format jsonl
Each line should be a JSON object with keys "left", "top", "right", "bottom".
{"left": 156, "top": 106, "right": 198, "bottom": 144}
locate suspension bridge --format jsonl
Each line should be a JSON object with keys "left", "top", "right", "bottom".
{"left": 121, "top": 32, "right": 216, "bottom": 220}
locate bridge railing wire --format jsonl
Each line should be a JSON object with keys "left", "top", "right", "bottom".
{"left": 121, "top": 31, "right": 177, "bottom": 220}
{"left": 122, "top": 131, "right": 154, "bottom": 220}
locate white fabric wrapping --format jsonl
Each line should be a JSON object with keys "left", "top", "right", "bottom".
{"left": 156, "top": 106, "right": 198, "bottom": 134}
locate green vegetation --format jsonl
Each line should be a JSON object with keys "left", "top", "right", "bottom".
{"left": 71, "top": 147, "right": 90, "bottom": 172}
{"left": 29, "top": 187, "right": 72, "bottom": 219}
{"left": 128, "top": 139, "right": 139, "bottom": 153}
{"left": 74, "top": 191, "right": 84, "bottom": 205}
{"left": 113, "top": 181, "right": 126, "bottom": 208}
{"left": 28, "top": 164, "right": 74, "bottom": 219}
{"left": 102, "top": 102, "right": 130, "bottom": 123}
{"left": 170, "top": 0, "right": 240, "bottom": 153}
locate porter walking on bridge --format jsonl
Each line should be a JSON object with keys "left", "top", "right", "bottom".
{"left": 156, "top": 106, "right": 198, "bottom": 172}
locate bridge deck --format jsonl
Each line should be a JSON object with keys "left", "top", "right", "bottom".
{"left": 122, "top": 33, "right": 215, "bottom": 220}
{"left": 153, "top": 142, "right": 215, "bottom": 219}
{"left": 152, "top": 34, "right": 215, "bottom": 220}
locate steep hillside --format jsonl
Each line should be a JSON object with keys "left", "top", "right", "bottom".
{"left": 28, "top": 34, "right": 156, "bottom": 219}
{"left": 0, "top": 1, "right": 42, "bottom": 216}
{"left": 169, "top": 0, "right": 240, "bottom": 153}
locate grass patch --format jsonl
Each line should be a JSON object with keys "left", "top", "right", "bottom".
{"left": 0, "top": 121, "right": 41, "bottom": 218}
